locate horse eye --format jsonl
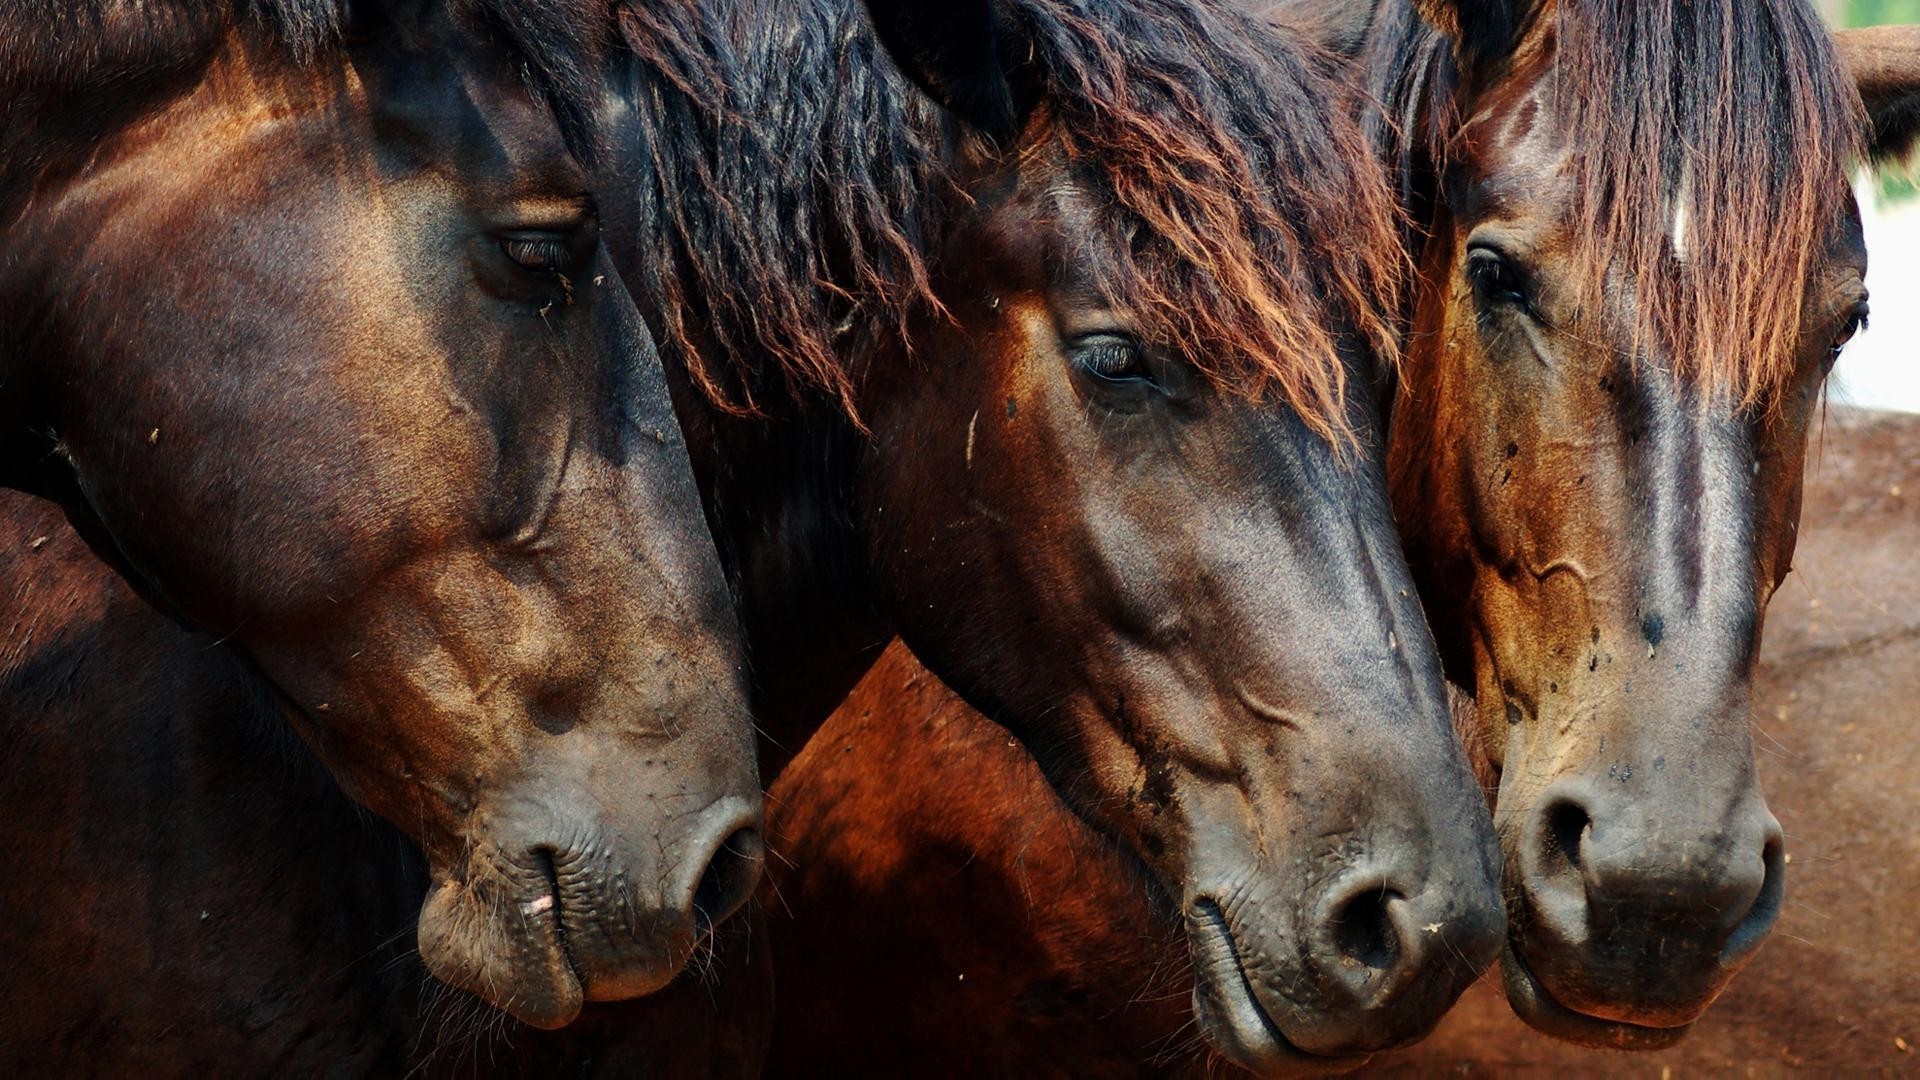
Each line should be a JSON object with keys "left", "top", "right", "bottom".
{"left": 1834, "top": 303, "right": 1868, "bottom": 348}
{"left": 1071, "top": 334, "right": 1151, "bottom": 384}
{"left": 1825, "top": 301, "right": 1868, "bottom": 373}
{"left": 1467, "top": 246, "right": 1530, "bottom": 308}
{"left": 499, "top": 233, "right": 573, "bottom": 273}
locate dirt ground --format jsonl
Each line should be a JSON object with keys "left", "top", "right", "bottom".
{"left": 1365, "top": 406, "right": 1920, "bottom": 1076}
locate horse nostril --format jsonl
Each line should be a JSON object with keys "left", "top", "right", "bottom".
{"left": 1330, "top": 886, "right": 1402, "bottom": 974}
{"left": 691, "top": 826, "right": 764, "bottom": 934}
{"left": 1543, "top": 798, "right": 1592, "bottom": 876}
{"left": 1516, "top": 792, "right": 1599, "bottom": 950}
{"left": 1721, "top": 825, "right": 1786, "bottom": 965}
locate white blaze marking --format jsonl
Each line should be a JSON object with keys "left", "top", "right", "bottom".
{"left": 1671, "top": 164, "right": 1695, "bottom": 262}
{"left": 965, "top": 409, "right": 979, "bottom": 469}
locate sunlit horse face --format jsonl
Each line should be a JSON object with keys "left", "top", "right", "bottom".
{"left": 1384, "top": 0, "right": 1920, "bottom": 1047}
{"left": 849, "top": 0, "right": 1504, "bottom": 1067}
{"left": 0, "top": 1, "right": 758, "bottom": 1028}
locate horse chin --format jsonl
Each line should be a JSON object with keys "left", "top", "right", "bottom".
{"left": 1500, "top": 937, "right": 1696, "bottom": 1051}
{"left": 1185, "top": 901, "right": 1370, "bottom": 1077}
{"left": 415, "top": 874, "right": 586, "bottom": 1031}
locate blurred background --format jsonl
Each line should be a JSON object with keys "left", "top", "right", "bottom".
{"left": 1829, "top": 0, "right": 1920, "bottom": 412}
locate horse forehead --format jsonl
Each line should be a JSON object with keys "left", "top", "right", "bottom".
{"left": 1467, "top": 81, "right": 1570, "bottom": 196}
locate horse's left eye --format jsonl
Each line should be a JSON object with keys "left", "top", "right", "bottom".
{"left": 500, "top": 234, "right": 574, "bottom": 273}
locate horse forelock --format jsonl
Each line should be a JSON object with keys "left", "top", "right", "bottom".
{"left": 1371, "top": 0, "right": 1869, "bottom": 409}
{"left": 1023, "top": 0, "right": 1405, "bottom": 447}
{"left": 621, "top": 0, "right": 1403, "bottom": 445}
{"left": 1552, "top": 0, "right": 1867, "bottom": 409}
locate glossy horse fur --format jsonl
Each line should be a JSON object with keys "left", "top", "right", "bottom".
{"left": 0, "top": 0, "right": 760, "bottom": 1029}
{"left": 1375, "top": 0, "right": 1918, "bottom": 1044}
{"left": 747, "top": 0, "right": 1920, "bottom": 1066}
{"left": 0, "top": 0, "right": 1499, "bottom": 1068}
{"left": 605, "top": 0, "right": 1501, "bottom": 1065}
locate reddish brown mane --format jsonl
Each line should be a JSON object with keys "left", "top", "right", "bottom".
{"left": 621, "top": 0, "right": 1405, "bottom": 443}
{"left": 1551, "top": 0, "right": 1866, "bottom": 408}
{"left": 1373, "top": 0, "right": 1867, "bottom": 406}
{"left": 1023, "top": 0, "right": 1404, "bottom": 442}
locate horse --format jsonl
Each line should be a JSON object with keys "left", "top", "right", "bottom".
{"left": 0, "top": 0, "right": 1505, "bottom": 1069}
{"left": 0, "top": 0, "right": 762, "bottom": 1032}
{"left": 745, "top": 0, "right": 1920, "bottom": 1067}
{"left": 1366, "top": 0, "right": 1918, "bottom": 1045}
{"left": 0, "top": 490, "right": 773, "bottom": 1075}
{"left": 604, "top": 0, "right": 1508, "bottom": 1064}
{"left": 1368, "top": 407, "right": 1920, "bottom": 1073}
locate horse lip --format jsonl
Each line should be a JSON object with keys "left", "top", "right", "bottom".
{"left": 1186, "top": 897, "right": 1370, "bottom": 1075}
{"left": 1500, "top": 935, "right": 1695, "bottom": 1050}
{"left": 531, "top": 849, "right": 589, "bottom": 1011}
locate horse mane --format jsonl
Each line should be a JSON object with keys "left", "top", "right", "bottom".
{"left": 1366, "top": 0, "right": 1867, "bottom": 408}
{"left": 0, "top": 0, "right": 616, "bottom": 175}
{"left": 620, "top": 0, "right": 1405, "bottom": 442}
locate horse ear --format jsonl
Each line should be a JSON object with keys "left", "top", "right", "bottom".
{"left": 861, "top": 0, "right": 1040, "bottom": 145}
{"left": 1413, "top": 0, "right": 1532, "bottom": 77}
{"left": 1835, "top": 26, "right": 1920, "bottom": 166}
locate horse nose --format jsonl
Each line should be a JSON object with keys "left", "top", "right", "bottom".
{"left": 678, "top": 795, "right": 766, "bottom": 934}
{"left": 1295, "top": 862, "right": 1506, "bottom": 1053}
{"left": 547, "top": 795, "right": 765, "bottom": 1006}
{"left": 1515, "top": 780, "right": 1784, "bottom": 1021}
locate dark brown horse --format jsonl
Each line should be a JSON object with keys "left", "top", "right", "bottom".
{"left": 747, "top": 0, "right": 1920, "bottom": 1068}
{"left": 0, "top": 0, "right": 762, "bottom": 1030}
{"left": 602, "top": 0, "right": 1504, "bottom": 1065}
{"left": 0, "top": 490, "right": 771, "bottom": 1076}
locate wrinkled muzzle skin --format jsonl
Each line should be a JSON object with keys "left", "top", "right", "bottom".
{"left": 0, "top": 17, "right": 762, "bottom": 1029}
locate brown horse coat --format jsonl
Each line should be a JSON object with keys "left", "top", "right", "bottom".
{"left": 757, "top": 407, "right": 1920, "bottom": 1075}
{"left": 0, "top": 491, "right": 772, "bottom": 1076}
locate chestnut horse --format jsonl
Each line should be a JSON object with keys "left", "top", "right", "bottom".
{"left": 0, "top": 0, "right": 762, "bottom": 1030}
{"left": 750, "top": 0, "right": 1920, "bottom": 1068}
{"left": 1367, "top": 408, "right": 1920, "bottom": 1073}
{"left": 0, "top": 0, "right": 1503, "bottom": 1069}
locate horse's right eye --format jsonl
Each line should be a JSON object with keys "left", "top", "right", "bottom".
{"left": 1071, "top": 334, "right": 1151, "bottom": 384}
{"left": 1467, "top": 246, "right": 1531, "bottom": 308}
